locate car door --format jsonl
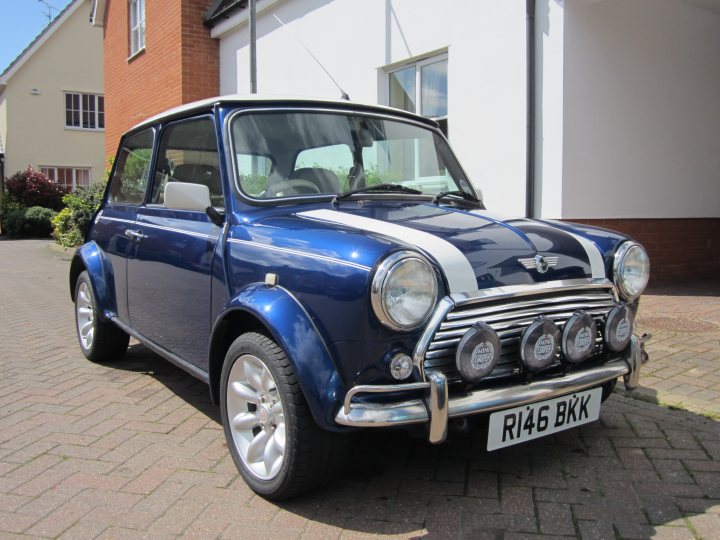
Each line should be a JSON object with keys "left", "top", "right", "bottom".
{"left": 126, "top": 116, "right": 224, "bottom": 371}
{"left": 93, "top": 128, "right": 155, "bottom": 324}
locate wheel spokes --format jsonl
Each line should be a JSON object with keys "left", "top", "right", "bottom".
{"left": 231, "top": 381, "right": 260, "bottom": 404}
{"left": 263, "top": 432, "right": 282, "bottom": 474}
{"left": 246, "top": 430, "right": 271, "bottom": 463}
{"left": 232, "top": 411, "right": 259, "bottom": 430}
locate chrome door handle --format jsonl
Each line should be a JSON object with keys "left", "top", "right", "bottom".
{"left": 124, "top": 229, "right": 147, "bottom": 241}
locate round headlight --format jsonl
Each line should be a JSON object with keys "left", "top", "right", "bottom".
{"left": 614, "top": 242, "right": 650, "bottom": 301}
{"left": 520, "top": 317, "right": 561, "bottom": 372}
{"left": 371, "top": 251, "right": 438, "bottom": 331}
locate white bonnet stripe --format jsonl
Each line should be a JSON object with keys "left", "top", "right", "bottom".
{"left": 299, "top": 209, "right": 478, "bottom": 293}
{"left": 567, "top": 232, "right": 606, "bottom": 279}
{"left": 532, "top": 222, "right": 605, "bottom": 279}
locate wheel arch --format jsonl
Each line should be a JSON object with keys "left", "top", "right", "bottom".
{"left": 208, "top": 284, "right": 345, "bottom": 431}
{"left": 69, "top": 242, "right": 117, "bottom": 321}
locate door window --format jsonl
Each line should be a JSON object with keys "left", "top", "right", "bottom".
{"left": 108, "top": 128, "right": 154, "bottom": 204}
{"left": 150, "top": 117, "right": 224, "bottom": 208}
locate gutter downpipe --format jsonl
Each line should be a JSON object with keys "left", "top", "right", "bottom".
{"left": 249, "top": 0, "right": 257, "bottom": 93}
{"left": 526, "top": 0, "right": 536, "bottom": 219}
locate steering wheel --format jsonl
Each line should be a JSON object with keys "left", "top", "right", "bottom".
{"left": 266, "top": 179, "right": 322, "bottom": 197}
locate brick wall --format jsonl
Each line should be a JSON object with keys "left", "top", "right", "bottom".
{"left": 567, "top": 218, "right": 720, "bottom": 282}
{"left": 103, "top": 0, "right": 219, "bottom": 159}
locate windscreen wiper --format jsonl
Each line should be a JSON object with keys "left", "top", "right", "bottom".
{"left": 332, "top": 183, "right": 422, "bottom": 204}
{"left": 432, "top": 190, "right": 480, "bottom": 205}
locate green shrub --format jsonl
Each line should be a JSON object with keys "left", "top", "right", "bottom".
{"left": 1, "top": 193, "right": 24, "bottom": 234}
{"left": 52, "top": 182, "right": 107, "bottom": 248}
{"left": 5, "top": 206, "right": 57, "bottom": 238}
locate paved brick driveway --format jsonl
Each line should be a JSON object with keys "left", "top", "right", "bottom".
{"left": 1, "top": 239, "right": 718, "bottom": 539}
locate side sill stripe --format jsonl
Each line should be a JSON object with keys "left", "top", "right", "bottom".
{"left": 227, "top": 238, "right": 372, "bottom": 272}
{"left": 298, "top": 209, "right": 477, "bottom": 293}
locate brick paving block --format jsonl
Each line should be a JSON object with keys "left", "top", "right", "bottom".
{"left": 120, "top": 465, "right": 175, "bottom": 495}
{"left": 693, "top": 471, "right": 720, "bottom": 498}
{"left": 0, "top": 509, "right": 37, "bottom": 534}
{"left": 576, "top": 519, "right": 615, "bottom": 540}
{"left": 639, "top": 493, "right": 682, "bottom": 525}
{"left": 500, "top": 485, "right": 534, "bottom": 516}
{"left": 688, "top": 512, "right": 720, "bottom": 539}
{"left": 537, "top": 501, "right": 575, "bottom": 535}
{"left": 146, "top": 497, "right": 209, "bottom": 536}
{"left": 647, "top": 525, "right": 696, "bottom": 539}
{"left": 57, "top": 521, "right": 108, "bottom": 540}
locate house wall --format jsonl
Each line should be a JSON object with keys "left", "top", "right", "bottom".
{"left": 215, "top": 0, "right": 528, "bottom": 216}
{"left": 1, "top": 0, "right": 105, "bottom": 183}
{"left": 560, "top": 0, "right": 720, "bottom": 278}
{"left": 103, "top": 0, "right": 218, "bottom": 157}
{"left": 562, "top": 0, "right": 720, "bottom": 220}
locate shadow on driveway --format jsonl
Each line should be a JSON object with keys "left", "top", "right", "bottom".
{"left": 106, "top": 342, "right": 720, "bottom": 538}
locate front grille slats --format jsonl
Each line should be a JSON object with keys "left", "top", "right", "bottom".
{"left": 445, "top": 294, "right": 615, "bottom": 321}
{"left": 423, "top": 285, "right": 616, "bottom": 380}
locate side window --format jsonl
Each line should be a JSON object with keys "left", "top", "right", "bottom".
{"left": 150, "top": 117, "right": 224, "bottom": 208}
{"left": 108, "top": 128, "right": 154, "bottom": 204}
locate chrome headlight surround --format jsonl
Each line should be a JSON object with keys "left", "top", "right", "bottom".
{"left": 613, "top": 242, "right": 650, "bottom": 301}
{"left": 371, "top": 251, "right": 438, "bottom": 332}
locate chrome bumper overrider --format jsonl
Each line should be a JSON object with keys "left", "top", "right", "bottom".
{"left": 335, "top": 333, "right": 651, "bottom": 444}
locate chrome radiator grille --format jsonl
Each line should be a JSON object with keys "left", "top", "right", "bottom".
{"left": 423, "top": 283, "right": 617, "bottom": 380}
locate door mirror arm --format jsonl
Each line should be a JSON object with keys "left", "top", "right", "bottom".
{"left": 206, "top": 207, "right": 225, "bottom": 227}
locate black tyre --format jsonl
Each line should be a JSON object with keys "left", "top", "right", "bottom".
{"left": 74, "top": 271, "right": 129, "bottom": 362}
{"left": 220, "top": 332, "right": 348, "bottom": 500}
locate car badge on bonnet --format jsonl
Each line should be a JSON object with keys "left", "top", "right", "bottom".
{"left": 518, "top": 255, "right": 558, "bottom": 274}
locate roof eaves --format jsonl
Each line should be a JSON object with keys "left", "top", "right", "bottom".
{"left": 204, "top": 0, "right": 248, "bottom": 28}
{"left": 90, "top": 0, "right": 107, "bottom": 28}
{"left": 0, "top": 0, "right": 85, "bottom": 84}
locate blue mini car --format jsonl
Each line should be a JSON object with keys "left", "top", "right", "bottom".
{"left": 71, "top": 96, "right": 650, "bottom": 499}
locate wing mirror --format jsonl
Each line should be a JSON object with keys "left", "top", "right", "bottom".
{"left": 164, "top": 182, "right": 212, "bottom": 212}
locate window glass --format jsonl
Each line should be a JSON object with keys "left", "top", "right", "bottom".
{"left": 130, "top": 0, "right": 146, "bottom": 56}
{"left": 231, "top": 112, "right": 470, "bottom": 199}
{"left": 389, "top": 66, "right": 416, "bottom": 113}
{"left": 387, "top": 54, "right": 448, "bottom": 136}
{"left": 295, "top": 144, "right": 353, "bottom": 191}
{"left": 421, "top": 59, "right": 448, "bottom": 118}
{"left": 150, "top": 117, "right": 223, "bottom": 207}
{"left": 108, "top": 129, "right": 154, "bottom": 204}
{"left": 65, "top": 93, "right": 103, "bottom": 130}
{"left": 236, "top": 155, "right": 273, "bottom": 197}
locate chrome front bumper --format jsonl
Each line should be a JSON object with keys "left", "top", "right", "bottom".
{"left": 335, "top": 333, "right": 650, "bottom": 444}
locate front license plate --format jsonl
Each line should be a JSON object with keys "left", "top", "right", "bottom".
{"left": 487, "top": 387, "right": 602, "bottom": 451}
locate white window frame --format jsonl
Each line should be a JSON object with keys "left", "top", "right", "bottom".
{"left": 383, "top": 52, "right": 448, "bottom": 125}
{"left": 129, "top": 0, "right": 146, "bottom": 58}
{"left": 41, "top": 167, "right": 91, "bottom": 191}
{"left": 64, "top": 92, "right": 105, "bottom": 131}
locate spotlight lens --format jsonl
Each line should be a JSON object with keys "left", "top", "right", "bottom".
{"left": 455, "top": 322, "right": 500, "bottom": 383}
{"left": 390, "top": 353, "right": 414, "bottom": 380}
{"left": 604, "top": 304, "right": 634, "bottom": 352}
{"left": 562, "top": 310, "right": 597, "bottom": 363}
{"left": 520, "top": 317, "right": 561, "bottom": 372}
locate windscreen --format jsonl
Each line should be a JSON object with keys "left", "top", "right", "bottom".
{"left": 229, "top": 111, "right": 473, "bottom": 200}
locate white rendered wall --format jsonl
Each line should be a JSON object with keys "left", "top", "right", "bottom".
{"left": 215, "top": 0, "right": 528, "bottom": 216}
{"left": 562, "top": 0, "right": 720, "bottom": 219}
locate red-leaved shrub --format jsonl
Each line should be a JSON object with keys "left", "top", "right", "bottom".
{"left": 5, "top": 167, "right": 68, "bottom": 211}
